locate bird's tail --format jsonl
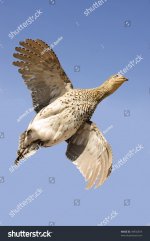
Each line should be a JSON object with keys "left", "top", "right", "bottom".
{"left": 15, "top": 130, "right": 40, "bottom": 165}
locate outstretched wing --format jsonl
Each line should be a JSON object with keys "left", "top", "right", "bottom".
{"left": 66, "top": 121, "right": 112, "bottom": 189}
{"left": 13, "top": 39, "right": 73, "bottom": 112}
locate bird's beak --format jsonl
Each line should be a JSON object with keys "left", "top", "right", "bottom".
{"left": 121, "top": 77, "right": 128, "bottom": 82}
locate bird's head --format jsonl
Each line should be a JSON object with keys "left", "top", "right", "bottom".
{"left": 98, "top": 74, "right": 128, "bottom": 99}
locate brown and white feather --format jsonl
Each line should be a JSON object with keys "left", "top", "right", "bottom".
{"left": 66, "top": 121, "right": 112, "bottom": 189}
{"left": 13, "top": 39, "right": 73, "bottom": 112}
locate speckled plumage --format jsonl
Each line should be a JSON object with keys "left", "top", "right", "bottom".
{"left": 13, "top": 39, "right": 128, "bottom": 189}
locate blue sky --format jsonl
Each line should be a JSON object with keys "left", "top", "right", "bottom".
{"left": 0, "top": 0, "right": 150, "bottom": 226}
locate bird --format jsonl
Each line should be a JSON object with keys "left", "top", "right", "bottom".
{"left": 13, "top": 39, "right": 128, "bottom": 189}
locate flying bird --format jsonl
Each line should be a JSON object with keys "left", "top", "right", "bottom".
{"left": 13, "top": 39, "right": 128, "bottom": 189}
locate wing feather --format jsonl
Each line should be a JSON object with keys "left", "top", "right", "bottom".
{"left": 66, "top": 121, "right": 112, "bottom": 189}
{"left": 13, "top": 39, "right": 73, "bottom": 112}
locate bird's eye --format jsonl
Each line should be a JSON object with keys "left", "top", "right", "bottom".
{"left": 113, "top": 75, "right": 118, "bottom": 78}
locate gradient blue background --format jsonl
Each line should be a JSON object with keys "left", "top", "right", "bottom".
{"left": 0, "top": 0, "right": 150, "bottom": 226}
